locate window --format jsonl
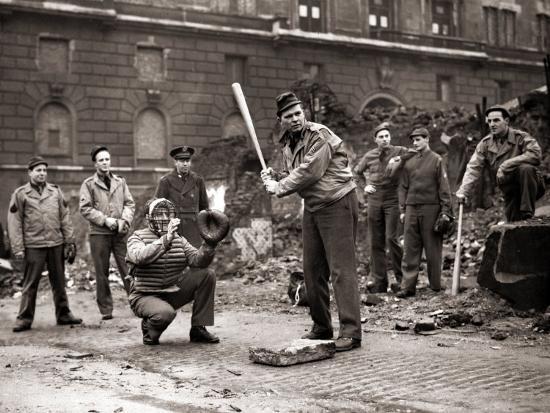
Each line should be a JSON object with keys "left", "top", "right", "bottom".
{"left": 302, "top": 63, "right": 322, "bottom": 81}
{"left": 437, "top": 75, "right": 452, "bottom": 102}
{"left": 135, "top": 108, "right": 167, "bottom": 166}
{"left": 136, "top": 46, "right": 164, "bottom": 81}
{"left": 483, "top": 7, "right": 516, "bottom": 47}
{"left": 38, "top": 37, "right": 69, "bottom": 73}
{"left": 432, "top": 0, "right": 453, "bottom": 36}
{"left": 369, "top": 0, "right": 391, "bottom": 29}
{"left": 298, "top": 0, "right": 323, "bottom": 32}
{"left": 225, "top": 55, "right": 247, "bottom": 86}
{"left": 538, "top": 14, "right": 550, "bottom": 51}
{"left": 35, "top": 102, "right": 73, "bottom": 157}
{"left": 496, "top": 80, "right": 511, "bottom": 103}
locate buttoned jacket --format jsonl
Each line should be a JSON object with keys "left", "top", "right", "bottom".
{"left": 8, "top": 182, "right": 75, "bottom": 254}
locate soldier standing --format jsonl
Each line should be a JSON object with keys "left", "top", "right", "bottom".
{"left": 8, "top": 156, "right": 82, "bottom": 332}
{"left": 80, "top": 145, "right": 135, "bottom": 320}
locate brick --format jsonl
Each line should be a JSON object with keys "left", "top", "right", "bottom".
{"left": 196, "top": 62, "right": 219, "bottom": 73}
{"left": 3, "top": 45, "right": 29, "bottom": 57}
{"left": 257, "top": 67, "right": 276, "bottom": 78}
{"left": 196, "top": 40, "right": 217, "bottom": 52}
{"left": 185, "top": 50, "right": 206, "bottom": 61}
{"left": 206, "top": 73, "right": 225, "bottom": 84}
{"left": 80, "top": 74, "right": 106, "bottom": 85}
{"left": 206, "top": 52, "right": 224, "bottom": 63}
{"left": 86, "top": 87, "right": 125, "bottom": 99}
{"left": 93, "top": 109, "right": 118, "bottom": 121}
{"left": 105, "top": 77, "right": 129, "bottom": 88}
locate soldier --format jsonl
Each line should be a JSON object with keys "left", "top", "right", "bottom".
{"left": 8, "top": 156, "right": 82, "bottom": 332}
{"left": 127, "top": 198, "right": 224, "bottom": 345}
{"left": 456, "top": 105, "right": 545, "bottom": 221}
{"left": 261, "top": 91, "right": 362, "bottom": 352}
{"left": 354, "top": 122, "right": 415, "bottom": 293}
{"left": 155, "top": 146, "right": 209, "bottom": 248}
{"left": 80, "top": 145, "right": 135, "bottom": 320}
{"left": 397, "top": 128, "right": 452, "bottom": 298}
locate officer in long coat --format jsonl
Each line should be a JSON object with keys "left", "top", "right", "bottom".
{"left": 155, "top": 146, "right": 209, "bottom": 248}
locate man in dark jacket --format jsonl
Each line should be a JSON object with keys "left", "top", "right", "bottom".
{"left": 456, "top": 105, "right": 545, "bottom": 221}
{"left": 354, "top": 122, "right": 416, "bottom": 293}
{"left": 126, "top": 198, "right": 218, "bottom": 345}
{"left": 8, "top": 156, "right": 82, "bottom": 332}
{"left": 261, "top": 91, "right": 362, "bottom": 352}
{"left": 155, "top": 146, "right": 209, "bottom": 248}
{"left": 397, "top": 128, "right": 452, "bottom": 298}
{"left": 80, "top": 145, "right": 135, "bottom": 320}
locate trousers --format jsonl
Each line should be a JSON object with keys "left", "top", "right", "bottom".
{"left": 302, "top": 190, "right": 362, "bottom": 340}
{"left": 499, "top": 164, "right": 545, "bottom": 222}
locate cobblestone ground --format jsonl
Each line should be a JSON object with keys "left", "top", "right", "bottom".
{"left": 1, "top": 281, "right": 550, "bottom": 412}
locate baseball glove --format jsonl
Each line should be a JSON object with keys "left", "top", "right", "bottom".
{"left": 197, "top": 209, "right": 230, "bottom": 246}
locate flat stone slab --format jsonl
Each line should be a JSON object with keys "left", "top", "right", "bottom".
{"left": 249, "top": 339, "right": 335, "bottom": 366}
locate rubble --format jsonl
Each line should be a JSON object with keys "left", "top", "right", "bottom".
{"left": 249, "top": 339, "right": 335, "bottom": 366}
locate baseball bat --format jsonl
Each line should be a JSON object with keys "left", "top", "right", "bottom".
{"left": 451, "top": 202, "right": 464, "bottom": 296}
{"left": 231, "top": 82, "right": 267, "bottom": 170}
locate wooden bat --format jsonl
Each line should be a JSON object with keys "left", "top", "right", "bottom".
{"left": 231, "top": 82, "right": 267, "bottom": 170}
{"left": 451, "top": 202, "right": 464, "bottom": 296}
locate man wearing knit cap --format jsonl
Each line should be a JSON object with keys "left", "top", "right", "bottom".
{"left": 456, "top": 105, "right": 545, "bottom": 221}
{"left": 354, "top": 122, "right": 416, "bottom": 294}
{"left": 261, "top": 91, "right": 362, "bottom": 352}
{"left": 8, "top": 156, "right": 82, "bottom": 332}
{"left": 397, "top": 128, "right": 452, "bottom": 298}
{"left": 80, "top": 145, "right": 135, "bottom": 320}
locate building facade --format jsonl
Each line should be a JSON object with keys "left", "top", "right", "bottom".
{"left": 0, "top": 0, "right": 548, "bottom": 224}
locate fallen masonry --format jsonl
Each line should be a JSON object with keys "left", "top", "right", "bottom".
{"left": 249, "top": 339, "right": 335, "bottom": 366}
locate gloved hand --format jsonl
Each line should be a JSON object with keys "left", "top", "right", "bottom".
{"left": 64, "top": 243, "right": 77, "bottom": 264}
{"left": 456, "top": 193, "right": 466, "bottom": 204}
{"left": 264, "top": 179, "right": 279, "bottom": 195}
{"left": 261, "top": 167, "right": 275, "bottom": 183}
{"left": 433, "top": 213, "right": 455, "bottom": 235}
{"left": 117, "top": 219, "right": 130, "bottom": 235}
{"left": 197, "top": 209, "right": 230, "bottom": 247}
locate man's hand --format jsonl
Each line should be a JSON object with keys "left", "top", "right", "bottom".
{"left": 264, "top": 179, "right": 279, "bottom": 195}
{"left": 64, "top": 243, "right": 77, "bottom": 264}
{"left": 400, "top": 213, "right": 405, "bottom": 223}
{"left": 165, "top": 218, "right": 180, "bottom": 243}
{"left": 261, "top": 167, "right": 275, "bottom": 183}
{"left": 118, "top": 220, "right": 130, "bottom": 235}
{"left": 364, "top": 184, "right": 376, "bottom": 194}
{"left": 14, "top": 251, "right": 24, "bottom": 261}
{"left": 455, "top": 193, "right": 466, "bottom": 204}
{"left": 496, "top": 167, "right": 505, "bottom": 185}
{"left": 105, "top": 217, "right": 118, "bottom": 231}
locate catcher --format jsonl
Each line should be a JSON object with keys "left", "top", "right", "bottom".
{"left": 126, "top": 198, "right": 229, "bottom": 345}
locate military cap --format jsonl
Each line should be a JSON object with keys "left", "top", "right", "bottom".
{"left": 485, "top": 105, "right": 511, "bottom": 119}
{"left": 408, "top": 127, "right": 430, "bottom": 140}
{"left": 27, "top": 155, "right": 48, "bottom": 170}
{"left": 373, "top": 122, "right": 390, "bottom": 138}
{"left": 91, "top": 145, "right": 109, "bottom": 162}
{"left": 169, "top": 145, "right": 195, "bottom": 160}
{"left": 276, "top": 91, "right": 302, "bottom": 116}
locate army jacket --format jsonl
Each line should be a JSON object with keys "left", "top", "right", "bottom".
{"left": 276, "top": 121, "right": 356, "bottom": 212}
{"left": 79, "top": 173, "right": 135, "bottom": 235}
{"left": 8, "top": 182, "right": 75, "bottom": 254}
{"left": 458, "top": 127, "right": 542, "bottom": 197}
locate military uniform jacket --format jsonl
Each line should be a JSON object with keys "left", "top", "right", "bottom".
{"left": 399, "top": 148, "right": 452, "bottom": 215}
{"left": 8, "top": 182, "right": 75, "bottom": 255}
{"left": 79, "top": 173, "right": 135, "bottom": 235}
{"left": 458, "top": 127, "right": 542, "bottom": 197}
{"left": 155, "top": 169, "right": 209, "bottom": 247}
{"left": 276, "top": 121, "right": 356, "bottom": 212}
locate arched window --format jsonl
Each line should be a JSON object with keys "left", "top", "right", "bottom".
{"left": 35, "top": 102, "right": 74, "bottom": 159}
{"left": 360, "top": 92, "right": 404, "bottom": 113}
{"left": 135, "top": 108, "right": 167, "bottom": 166}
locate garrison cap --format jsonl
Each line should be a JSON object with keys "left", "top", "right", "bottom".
{"left": 169, "top": 145, "right": 195, "bottom": 160}
{"left": 27, "top": 156, "right": 48, "bottom": 170}
{"left": 485, "top": 105, "right": 511, "bottom": 119}
{"left": 91, "top": 145, "right": 109, "bottom": 162}
{"left": 276, "top": 91, "right": 302, "bottom": 116}
{"left": 373, "top": 122, "right": 390, "bottom": 138}
{"left": 408, "top": 127, "right": 430, "bottom": 140}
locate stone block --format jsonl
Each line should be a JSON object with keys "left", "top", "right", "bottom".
{"left": 478, "top": 220, "right": 550, "bottom": 311}
{"left": 249, "top": 339, "right": 335, "bottom": 366}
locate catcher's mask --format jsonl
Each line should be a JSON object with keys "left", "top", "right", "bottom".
{"left": 145, "top": 198, "right": 176, "bottom": 234}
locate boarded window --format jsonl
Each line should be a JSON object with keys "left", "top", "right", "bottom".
{"left": 35, "top": 102, "right": 73, "bottom": 156}
{"left": 225, "top": 55, "right": 247, "bottom": 86}
{"left": 437, "top": 75, "right": 452, "bottom": 102}
{"left": 39, "top": 37, "right": 69, "bottom": 73}
{"left": 135, "top": 108, "right": 167, "bottom": 163}
{"left": 538, "top": 14, "right": 550, "bottom": 50}
{"left": 484, "top": 7, "right": 498, "bottom": 45}
{"left": 136, "top": 46, "right": 164, "bottom": 81}
{"left": 496, "top": 80, "right": 511, "bottom": 103}
{"left": 501, "top": 10, "right": 516, "bottom": 47}
{"left": 302, "top": 63, "right": 322, "bottom": 81}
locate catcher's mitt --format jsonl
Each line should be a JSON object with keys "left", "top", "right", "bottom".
{"left": 64, "top": 242, "right": 77, "bottom": 264}
{"left": 197, "top": 209, "right": 230, "bottom": 246}
{"left": 433, "top": 212, "right": 455, "bottom": 236}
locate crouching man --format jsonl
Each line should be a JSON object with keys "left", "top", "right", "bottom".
{"left": 126, "top": 198, "right": 228, "bottom": 345}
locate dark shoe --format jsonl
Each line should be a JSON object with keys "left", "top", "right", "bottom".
{"left": 520, "top": 212, "right": 533, "bottom": 220}
{"left": 334, "top": 337, "right": 361, "bottom": 352}
{"left": 190, "top": 326, "right": 219, "bottom": 343}
{"left": 143, "top": 336, "right": 159, "bottom": 345}
{"left": 396, "top": 290, "right": 415, "bottom": 299}
{"left": 13, "top": 321, "right": 31, "bottom": 332}
{"left": 141, "top": 319, "right": 159, "bottom": 345}
{"left": 390, "top": 282, "right": 401, "bottom": 293}
{"left": 367, "top": 284, "right": 388, "bottom": 294}
{"left": 101, "top": 314, "right": 113, "bottom": 320}
{"left": 57, "top": 313, "right": 83, "bottom": 325}
{"left": 302, "top": 330, "right": 333, "bottom": 340}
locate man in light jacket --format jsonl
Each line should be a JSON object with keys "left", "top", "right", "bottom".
{"left": 8, "top": 156, "right": 82, "bottom": 332}
{"left": 80, "top": 145, "right": 135, "bottom": 320}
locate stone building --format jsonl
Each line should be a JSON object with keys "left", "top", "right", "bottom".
{"left": 0, "top": 0, "right": 548, "bottom": 225}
